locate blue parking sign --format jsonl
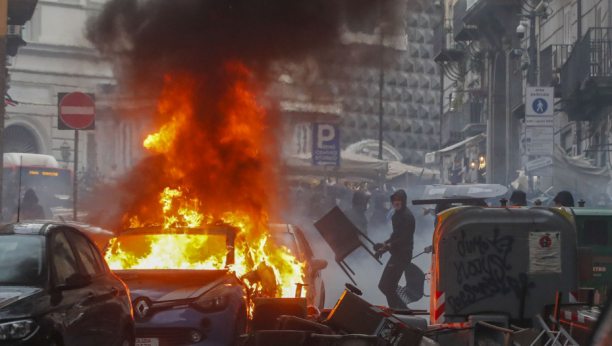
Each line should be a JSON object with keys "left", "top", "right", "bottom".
{"left": 312, "top": 123, "right": 340, "bottom": 166}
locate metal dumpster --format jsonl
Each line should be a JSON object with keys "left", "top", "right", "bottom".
{"left": 430, "top": 207, "right": 578, "bottom": 325}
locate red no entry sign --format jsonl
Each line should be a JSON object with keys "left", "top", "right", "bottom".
{"left": 58, "top": 92, "right": 96, "bottom": 130}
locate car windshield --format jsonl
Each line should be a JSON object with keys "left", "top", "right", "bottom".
{"left": 0, "top": 235, "right": 44, "bottom": 286}
{"left": 105, "top": 233, "right": 229, "bottom": 270}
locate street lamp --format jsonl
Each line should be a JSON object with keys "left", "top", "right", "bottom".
{"left": 60, "top": 140, "right": 70, "bottom": 168}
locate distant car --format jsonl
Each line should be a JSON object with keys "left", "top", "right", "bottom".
{"left": 0, "top": 222, "right": 134, "bottom": 346}
{"left": 105, "top": 225, "right": 247, "bottom": 346}
{"left": 268, "top": 224, "right": 327, "bottom": 310}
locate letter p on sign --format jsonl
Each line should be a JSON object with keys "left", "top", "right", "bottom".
{"left": 317, "top": 124, "right": 335, "bottom": 149}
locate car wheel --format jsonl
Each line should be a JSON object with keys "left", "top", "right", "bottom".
{"left": 231, "top": 306, "right": 248, "bottom": 346}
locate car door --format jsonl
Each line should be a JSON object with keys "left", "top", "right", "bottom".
{"left": 65, "top": 230, "right": 123, "bottom": 346}
{"left": 50, "top": 230, "right": 102, "bottom": 346}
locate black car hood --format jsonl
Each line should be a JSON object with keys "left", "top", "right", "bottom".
{"left": 0, "top": 286, "right": 43, "bottom": 309}
{"left": 115, "top": 270, "right": 232, "bottom": 302}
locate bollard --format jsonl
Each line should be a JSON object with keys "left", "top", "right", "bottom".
{"left": 500, "top": 198, "right": 508, "bottom": 207}
{"left": 578, "top": 199, "right": 586, "bottom": 207}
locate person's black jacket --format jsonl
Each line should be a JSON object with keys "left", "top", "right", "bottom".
{"left": 386, "top": 190, "right": 415, "bottom": 259}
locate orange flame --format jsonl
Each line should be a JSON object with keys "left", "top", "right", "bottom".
{"left": 106, "top": 63, "right": 304, "bottom": 299}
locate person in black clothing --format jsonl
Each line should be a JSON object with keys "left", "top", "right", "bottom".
{"left": 14, "top": 189, "right": 46, "bottom": 221}
{"left": 554, "top": 191, "right": 575, "bottom": 207}
{"left": 376, "top": 189, "right": 415, "bottom": 309}
{"left": 343, "top": 191, "right": 370, "bottom": 235}
{"left": 509, "top": 190, "right": 527, "bottom": 206}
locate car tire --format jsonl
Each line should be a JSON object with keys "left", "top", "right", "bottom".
{"left": 231, "top": 306, "right": 248, "bottom": 346}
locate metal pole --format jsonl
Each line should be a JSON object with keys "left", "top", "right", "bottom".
{"left": 506, "top": 50, "right": 511, "bottom": 187}
{"left": 527, "top": 12, "right": 538, "bottom": 86}
{"left": 73, "top": 130, "right": 78, "bottom": 221}
{"left": 378, "top": 32, "right": 385, "bottom": 160}
{"left": 0, "top": 0, "right": 8, "bottom": 222}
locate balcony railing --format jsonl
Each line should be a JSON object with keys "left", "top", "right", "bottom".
{"left": 562, "top": 27, "right": 612, "bottom": 120}
{"left": 562, "top": 27, "right": 612, "bottom": 97}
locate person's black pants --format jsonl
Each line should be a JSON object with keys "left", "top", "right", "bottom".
{"left": 378, "top": 255, "right": 411, "bottom": 309}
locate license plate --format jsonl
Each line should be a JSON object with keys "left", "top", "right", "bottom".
{"left": 135, "top": 338, "right": 159, "bottom": 346}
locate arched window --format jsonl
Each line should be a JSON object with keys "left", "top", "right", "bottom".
{"left": 3, "top": 125, "right": 39, "bottom": 154}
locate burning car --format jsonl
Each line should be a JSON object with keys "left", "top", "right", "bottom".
{"left": 268, "top": 224, "right": 327, "bottom": 310}
{"left": 104, "top": 225, "right": 247, "bottom": 346}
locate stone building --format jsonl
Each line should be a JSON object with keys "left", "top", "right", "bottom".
{"left": 281, "top": 0, "right": 442, "bottom": 167}
{"left": 6, "top": 0, "right": 137, "bottom": 178}
{"left": 431, "top": 0, "right": 612, "bottom": 196}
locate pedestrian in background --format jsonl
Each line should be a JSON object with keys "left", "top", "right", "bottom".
{"left": 369, "top": 192, "right": 391, "bottom": 235}
{"left": 344, "top": 190, "right": 371, "bottom": 236}
{"left": 597, "top": 193, "right": 610, "bottom": 207}
{"left": 553, "top": 191, "right": 575, "bottom": 207}
{"left": 509, "top": 190, "right": 527, "bottom": 206}
{"left": 15, "top": 189, "right": 46, "bottom": 221}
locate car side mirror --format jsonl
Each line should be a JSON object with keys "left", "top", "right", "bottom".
{"left": 310, "top": 258, "right": 328, "bottom": 272}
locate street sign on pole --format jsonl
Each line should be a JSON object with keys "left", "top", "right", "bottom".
{"left": 525, "top": 156, "right": 553, "bottom": 172}
{"left": 57, "top": 92, "right": 96, "bottom": 222}
{"left": 526, "top": 127, "right": 554, "bottom": 156}
{"left": 312, "top": 123, "right": 340, "bottom": 166}
{"left": 58, "top": 92, "right": 96, "bottom": 130}
{"left": 526, "top": 87, "right": 554, "bottom": 117}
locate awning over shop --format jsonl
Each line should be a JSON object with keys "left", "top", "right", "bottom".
{"left": 425, "top": 133, "right": 487, "bottom": 164}
{"left": 387, "top": 161, "right": 439, "bottom": 180}
{"left": 286, "top": 150, "right": 388, "bottom": 180}
{"left": 285, "top": 150, "right": 439, "bottom": 182}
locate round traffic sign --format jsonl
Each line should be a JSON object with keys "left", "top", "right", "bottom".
{"left": 59, "top": 92, "right": 95, "bottom": 129}
{"left": 539, "top": 235, "right": 552, "bottom": 248}
{"left": 532, "top": 98, "right": 548, "bottom": 114}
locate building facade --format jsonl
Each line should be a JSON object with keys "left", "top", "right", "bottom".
{"left": 432, "top": 0, "right": 612, "bottom": 197}
{"left": 7, "top": 0, "right": 137, "bottom": 180}
{"left": 281, "top": 0, "right": 442, "bottom": 168}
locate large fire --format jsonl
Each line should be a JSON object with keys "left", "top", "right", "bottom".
{"left": 105, "top": 63, "right": 305, "bottom": 299}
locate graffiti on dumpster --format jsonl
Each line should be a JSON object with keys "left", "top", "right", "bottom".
{"left": 447, "top": 229, "right": 535, "bottom": 314}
